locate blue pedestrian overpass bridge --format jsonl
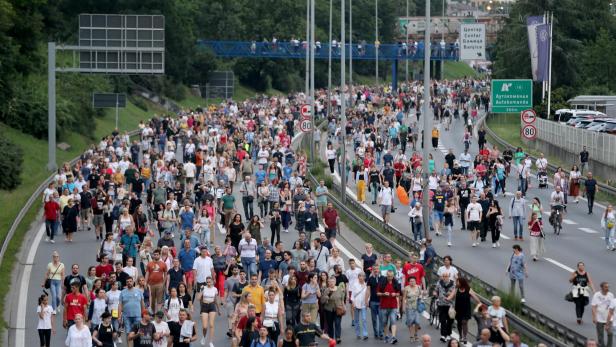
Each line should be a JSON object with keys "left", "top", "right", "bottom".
{"left": 197, "top": 40, "right": 460, "bottom": 90}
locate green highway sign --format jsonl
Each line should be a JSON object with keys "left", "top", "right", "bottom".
{"left": 491, "top": 79, "right": 533, "bottom": 113}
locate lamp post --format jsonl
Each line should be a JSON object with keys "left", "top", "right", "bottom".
{"left": 375, "top": 0, "right": 379, "bottom": 85}
{"left": 327, "top": 0, "right": 332, "bottom": 120}
{"left": 421, "top": 0, "right": 433, "bottom": 239}
{"left": 406, "top": 0, "right": 409, "bottom": 83}
{"left": 310, "top": 0, "right": 316, "bottom": 163}
{"left": 305, "top": 0, "right": 310, "bottom": 96}
{"left": 341, "top": 0, "right": 347, "bottom": 203}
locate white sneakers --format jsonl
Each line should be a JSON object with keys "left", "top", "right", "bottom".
{"left": 472, "top": 242, "right": 477, "bottom": 247}
{"left": 200, "top": 337, "right": 206, "bottom": 346}
{"left": 447, "top": 242, "right": 452, "bottom": 247}
{"left": 492, "top": 243, "right": 496, "bottom": 248}
{"left": 521, "top": 298, "right": 526, "bottom": 303}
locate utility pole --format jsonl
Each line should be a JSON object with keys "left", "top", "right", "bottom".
{"left": 340, "top": 0, "right": 347, "bottom": 203}
{"left": 305, "top": 0, "right": 310, "bottom": 97}
{"left": 327, "top": 0, "right": 332, "bottom": 120}
{"left": 349, "top": 0, "right": 353, "bottom": 96}
{"left": 375, "top": 0, "right": 379, "bottom": 85}
{"left": 421, "top": 0, "right": 433, "bottom": 239}
{"left": 48, "top": 42, "right": 57, "bottom": 172}
{"left": 406, "top": 0, "right": 409, "bottom": 83}
{"left": 310, "top": 0, "right": 316, "bottom": 163}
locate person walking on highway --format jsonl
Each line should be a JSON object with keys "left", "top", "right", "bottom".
{"left": 447, "top": 277, "right": 481, "bottom": 345}
{"left": 435, "top": 272, "right": 455, "bottom": 343}
{"left": 378, "top": 180, "right": 394, "bottom": 225}
{"left": 431, "top": 126, "right": 440, "bottom": 150}
{"left": 569, "top": 262, "right": 596, "bottom": 325}
{"left": 466, "top": 196, "right": 483, "bottom": 247}
{"left": 591, "top": 282, "right": 614, "bottom": 347}
{"left": 507, "top": 245, "right": 527, "bottom": 303}
{"left": 580, "top": 146, "right": 590, "bottom": 174}
{"left": 509, "top": 191, "right": 527, "bottom": 241}
{"left": 409, "top": 202, "right": 424, "bottom": 242}
{"left": 585, "top": 172, "right": 598, "bottom": 214}
{"left": 601, "top": 204, "right": 616, "bottom": 251}
{"left": 527, "top": 212, "right": 545, "bottom": 261}
{"left": 570, "top": 165, "right": 582, "bottom": 203}
{"left": 366, "top": 266, "right": 384, "bottom": 340}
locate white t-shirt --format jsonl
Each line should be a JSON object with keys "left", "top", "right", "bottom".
{"left": 184, "top": 162, "right": 196, "bottom": 178}
{"left": 107, "top": 289, "right": 121, "bottom": 312}
{"left": 610, "top": 298, "right": 616, "bottom": 328}
{"left": 37, "top": 304, "right": 55, "bottom": 329}
{"left": 326, "top": 149, "right": 337, "bottom": 160}
{"left": 467, "top": 202, "right": 483, "bottom": 221}
{"left": 192, "top": 256, "right": 214, "bottom": 283}
{"left": 238, "top": 238, "right": 257, "bottom": 258}
{"left": 591, "top": 291, "right": 615, "bottom": 323}
{"left": 351, "top": 282, "right": 368, "bottom": 309}
{"left": 437, "top": 265, "right": 459, "bottom": 282}
{"left": 487, "top": 305, "right": 507, "bottom": 328}
{"left": 152, "top": 320, "right": 170, "bottom": 347}
{"left": 345, "top": 267, "right": 364, "bottom": 288}
{"left": 65, "top": 325, "right": 92, "bottom": 347}
{"left": 200, "top": 286, "right": 218, "bottom": 304}
{"left": 165, "top": 297, "right": 183, "bottom": 322}
{"left": 379, "top": 187, "right": 394, "bottom": 206}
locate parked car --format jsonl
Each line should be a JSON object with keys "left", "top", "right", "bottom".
{"left": 564, "top": 110, "right": 608, "bottom": 126}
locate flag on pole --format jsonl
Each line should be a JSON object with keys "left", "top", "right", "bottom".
{"left": 526, "top": 16, "right": 544, "bottom": 81}
{"left": 536, "top": 23, "right": 551, "bottom": 82}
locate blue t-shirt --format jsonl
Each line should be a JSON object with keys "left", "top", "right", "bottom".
{"left": 179, "top": 210, "right": 195, "bottom": 230}
{"left": 255, "top": 170, "right": 266, "bottom": 185}
{"left": 178, "top": 248, "right": 198, "bottom": 272}
{"left": 283, "top": 166, "right": 293, "bottom": 181}
{"left": 258, "top": 259, "right": 278, "bottom": 280}
{"left": 120, "top": 288, "right": 143, "bottom": 317}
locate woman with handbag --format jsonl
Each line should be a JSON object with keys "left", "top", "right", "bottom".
{"left": 321, "top": 276, "right": 345, "bottom": 344}
{"left": 447, "top": 277, "right": 481, "bottom": 345}
{"left": 569, "top": 262, "right": 596, "bottom": 324}
{"left": 600, "top": 204, "right": 616, "bottom": 251}
{"left": 402, "top": 277, "right": 422, "bottom": 342}
{"left": 42, "top": 251, "right": 65, "bottom": 311}
{"left": 435, "top": 272, "right": 455, "bottom": 342}
{"left": 569, "top": 165, "right": 581, "bottom": 203}
{"left": 263, "top": 288, "right": 284, "bottom": 343}
{"left": 528, "top": 212, "right": 545, "bottom": 261}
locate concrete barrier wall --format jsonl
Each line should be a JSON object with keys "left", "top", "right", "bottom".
{"left": 522, "top": 117, "right": 616, "bottom": 182}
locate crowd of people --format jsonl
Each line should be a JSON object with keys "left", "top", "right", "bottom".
{"left": 34, "top": 76, "right": 615, "bottom": 347}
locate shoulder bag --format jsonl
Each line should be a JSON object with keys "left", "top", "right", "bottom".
{"left": 45, "top": 264, "right": 61, "bottom": 289}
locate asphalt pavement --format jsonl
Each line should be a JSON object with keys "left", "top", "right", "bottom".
{"left": 325, "top": 111, "right": 614, "bottom": 338}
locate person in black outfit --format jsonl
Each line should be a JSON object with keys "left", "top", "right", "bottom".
{"left": 584, "top": 172, "right": 598, "bottom": 214}
{"left": 580, "top": 146, "right": 589, "bottom": 174}
{"left": 169, "top": 309, "right": 197, "bottom": 346}
{"left": 92, "top": 312, "right": 117, "bottom": 347}
{"left": 457, "top": 183, "right": 471, "bottom": 230}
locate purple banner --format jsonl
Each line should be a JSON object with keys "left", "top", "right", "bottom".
{"left": 527, "top": 16, "right": 544, "bottom": 81}
{"left": 536, "top": 23, "right": 550, "bottom": 82}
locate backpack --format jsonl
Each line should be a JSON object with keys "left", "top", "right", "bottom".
{"left": 250, "top": 338, "right": 275, "bottom": 347}
{"left": 111, "top": 205, "right": 121, "bottom": 221}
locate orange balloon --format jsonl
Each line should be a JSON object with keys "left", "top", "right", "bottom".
{"left": 397, "top": 186, "right": 410, "bottom": 206}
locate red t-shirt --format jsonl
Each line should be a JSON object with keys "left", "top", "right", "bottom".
{"left": 44, "top": 201, "right": 60, "bottom": 221}
{"left": 402, "top": 262, "right": 425, "bottom": 286}
{"left": 236, "top": 315, "right": 261, "bottom": 331}
{"left": 146, "top": 260, "right": 167, "bottom": 285}
{"left": 378, "top": 281, "right": 400, "bottom": 309}
{"left": 64, "top": 293, "right": 87, "bottom": 320}
{"left": 95, "top": 264, "right": 114, "bottom": 280}
{"left": 393, "top": 162, "right": 405, "bottom": 178}
{"left": 322, "top": 209, "right": 338, "bottom": 230}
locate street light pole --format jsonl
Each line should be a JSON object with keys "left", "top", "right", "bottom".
{"left": 48, "top": 42, "right": 57, "bottom": 172}
{"left": 406, "top": 0, "right": 409, "bottom": 83}
{"left": 340, "top": 0, "right": 347, "bottom": 203}
{"left": 327, "top": 0, "right": 332, "bottom": 120}
{"left": 310, "top": 0, "right": 316, "bottom": 163}
{"left": 349, "top": 0, "right": 353, "bottom": 94}
{"left": 421, "top": 0, "right": 433, "bottom": 239}
{"left": 375, "top": 0, "right": 379, "bottom": 85}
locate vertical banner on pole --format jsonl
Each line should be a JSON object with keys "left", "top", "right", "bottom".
{"left": 526, "top": 16, "right": 544, "bottom": 81}
{"left": 536, "top": 23, "right": 550, "bottom": 82}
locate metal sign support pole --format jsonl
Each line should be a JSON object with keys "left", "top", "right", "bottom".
{"left": 340, "top": 0, "right": 347, "bottom": 203}
{"left": 309, "top": 0, "right": 316, "bottom": 164}
{"left": 422, "top": 0, "right": 433, "bottom": 239}
{"left": 47, "top": 42, "right": 57, "bottom": 172}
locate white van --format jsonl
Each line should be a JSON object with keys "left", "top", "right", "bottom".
{"left": 564, "top": 110, "right": 608, "bottom": 126}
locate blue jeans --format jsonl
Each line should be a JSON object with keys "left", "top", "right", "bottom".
{"left": 49, "top": 279, "right": 62, "bottom": 310}
{"left": 412, "top": 222, "right": 423, "bottom": 241}
{"left": 45, "top": 220, "right": 57, "bottom": 240}
{"left": 369, "top": 301, "right": 383, "bottom": 338}
{"left": 241, "top": 257, "right": 257, "bottom": 278}
{"left": 512, "top": 216, "right": 524, "bottom": 238}
{"left": 354, "top": 307, "right": 368, "bottom": 337}
{"left": 123, "top": 316, "right": 140, "bottom": 333}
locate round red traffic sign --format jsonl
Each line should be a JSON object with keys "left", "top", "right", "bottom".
{"left": 299, "top": 119, "right": 313, "bottom": 132}
{"left": 521, "top": 124, "right": 537, "bottom": 140}
{"left": 521, "top": 109, "right": 536, "bottom": 124}
{"left": 300, "top": 104, "right": 311, "bottom": 119}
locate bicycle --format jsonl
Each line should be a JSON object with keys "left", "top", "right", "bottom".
{"left": 550, "top": 204, "right": 564, "bottom": 235}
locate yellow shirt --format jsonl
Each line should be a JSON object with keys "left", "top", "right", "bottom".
{"left": 431, "top": 129, "right": 440, "bottom": 138}
{"left": 141, "top": 167, "right": 151, "bottom": 179}
{"left": 242, "top": 285, "right": 265, "bottom": 313}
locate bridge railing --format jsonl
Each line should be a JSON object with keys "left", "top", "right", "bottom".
{"left": 197, "top": 39, "right": 460, "bottom": 61}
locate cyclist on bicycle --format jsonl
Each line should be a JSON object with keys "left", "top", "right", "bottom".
{"left": 549, "top": 186, "right": 566, "bottom": 228}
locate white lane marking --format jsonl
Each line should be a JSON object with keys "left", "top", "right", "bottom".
{"left": 579, "top": 227, "right": 599, "bottom": 234}
{"left": 16, "top": 224, "right": 46, "bottom": 346}
{"left": 500, "top": 234, "right": 511, "bottom": 240}
{"left": 545, "top": 257, "right": 575, "bottom": 272}
{"left": 563, "top": 219, "right": 577, "bottom": 225}
{"left": 317, "top": 224, "right": 361, "bottom": 266}
{"left": 505, "top": 192, "right": 514, "bottom": 196}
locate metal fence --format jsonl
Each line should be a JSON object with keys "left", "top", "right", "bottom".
{"left": 533, "top": 117, "right": 616, "bottom": 167}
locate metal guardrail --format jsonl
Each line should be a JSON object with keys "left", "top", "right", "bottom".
{"left": 310, "top": 170, "right": 586, "bottom": 346}
{"left": 480, "top": 113, "right": 616, "bottom": 198}
{"left": 0, "top": 128, "right": 141, "bottom": 267}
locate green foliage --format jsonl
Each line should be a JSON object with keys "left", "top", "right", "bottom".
{"left": 493, "top": 0, "right": 616, "bottom": 111}
{"left": 0, "top": 134, "right": 24, "bottom": 190}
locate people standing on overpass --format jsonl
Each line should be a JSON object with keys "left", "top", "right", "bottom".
{"left": 601, "top": 204, "right": 616, "bottom": 251}
{"left": 585, "top": 172, "right": 599, "bottom": 214}
{"left": 569, "top": 262, "right": 596, "bottom": 325}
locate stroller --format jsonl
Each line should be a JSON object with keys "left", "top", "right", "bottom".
{"left": 538, "top": 171, "right": 548, "bottom": 188}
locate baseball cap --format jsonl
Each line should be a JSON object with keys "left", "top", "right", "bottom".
{"left": 155, "top": 310, "right": 164, "bottom": 318}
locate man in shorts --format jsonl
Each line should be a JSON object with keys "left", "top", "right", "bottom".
{"left": 378, "top": 180, "right": 394, "bottom": 225}
{"left": 466, "top": 195, "right": 483, "bottom": 247}
{"left": 377, "top": 269, "right": 401, "bottom": 344}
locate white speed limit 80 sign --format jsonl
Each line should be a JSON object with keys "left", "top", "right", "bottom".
{"left": 522, "top": 124, "right": 537, "bottom": 140}
{"left": 299, "top": 119, "right": 313, "bottom": 132}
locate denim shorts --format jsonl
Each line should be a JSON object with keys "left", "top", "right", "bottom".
{"left": 380, "top": 308, "right": 397, "bottom": 326}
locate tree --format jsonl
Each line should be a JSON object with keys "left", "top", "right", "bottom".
{"left": 0, "top": 135, "right": 24, "bottom": 190}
